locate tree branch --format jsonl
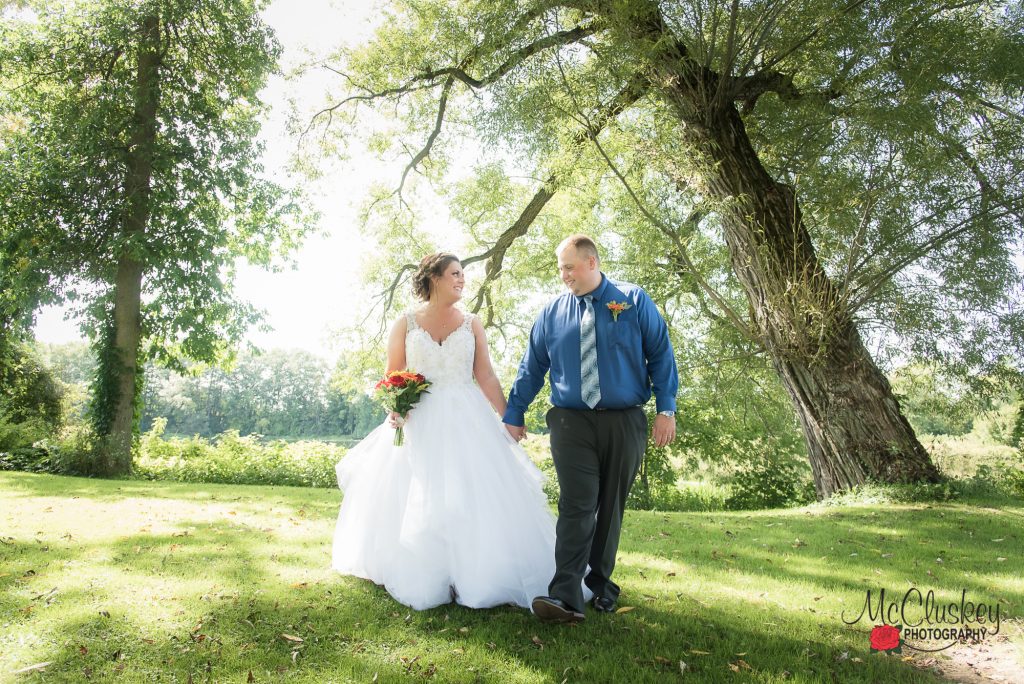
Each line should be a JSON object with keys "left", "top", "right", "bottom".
{"left": 398, "top": 75, "right": 455, "bottom": 196}
{"left": 457, "top": 71, "right": 650, "bottom": 317}
{"left": 306, "top": 17, "right": 605, "bottom": 139}
{"left": 550, "top": 51, "right": 757, "bottom": 341}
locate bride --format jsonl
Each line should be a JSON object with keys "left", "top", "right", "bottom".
{"left": 332, "top": 252, "right": 567, "bottom": 611}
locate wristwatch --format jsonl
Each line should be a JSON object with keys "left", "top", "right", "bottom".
{"left": 658, "top": 410, "right": 675, "bottom": 418}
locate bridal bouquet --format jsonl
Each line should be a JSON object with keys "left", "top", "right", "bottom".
{"left": 374, "top": 370, "right": 431, "bottom": 446}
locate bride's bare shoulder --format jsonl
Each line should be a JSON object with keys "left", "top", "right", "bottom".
{"left": 389, "top": 313, "right": 413, "bottom": 338}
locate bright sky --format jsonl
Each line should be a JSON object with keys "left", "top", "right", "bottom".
{"left": 32, "top": 0, "right": 449, "bottom": 360}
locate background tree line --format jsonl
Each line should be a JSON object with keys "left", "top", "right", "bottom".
{"left": 29, "top": 341, "right": 382, "bottom": 442}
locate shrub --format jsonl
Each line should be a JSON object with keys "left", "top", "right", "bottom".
{"left": 133, "top": 418, "right": 343, "bottom": 487}
{"left": 1010, "top": 403, "right": 1024, "bottom": 449}
{"left": 725, "top": 441, "right": 814, "bottom": 510}
{"left": 628, "top": 442, "right": 684, "bottom": 511}
{"left": 0, "top": 413, "right": 49, "bottom": 452}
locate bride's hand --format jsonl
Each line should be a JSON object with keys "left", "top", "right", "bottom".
{"left": 388, "top": 411, "right": 406, "bottom": 429}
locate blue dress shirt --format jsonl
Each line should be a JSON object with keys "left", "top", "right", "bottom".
{"left": 503, "top": 274, "right": 679, "bottom": 426}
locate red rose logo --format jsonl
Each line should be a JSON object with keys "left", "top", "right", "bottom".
{"left": 869, "top": 624, "right": 901, "bottom": 652}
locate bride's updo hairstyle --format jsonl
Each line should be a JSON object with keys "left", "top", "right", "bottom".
{"left": 412, "top": 252, "right": 460, "bottom": 301}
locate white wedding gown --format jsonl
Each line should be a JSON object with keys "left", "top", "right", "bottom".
{"left": 331, "top": 312, "right": 559, "bottom": 610}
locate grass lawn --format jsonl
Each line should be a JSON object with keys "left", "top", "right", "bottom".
{"left": 1, "top": 471, "right": 1022, "bottom": 683}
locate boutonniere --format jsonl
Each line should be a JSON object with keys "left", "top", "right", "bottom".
{"left": 606, "top": 301, "right": 632, "bottom": 322}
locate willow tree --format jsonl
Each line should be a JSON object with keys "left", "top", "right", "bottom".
{"left": 0, "top": 0, "right": 309, "bottom": 475}
{"left": 309, "top": 0, "right": 1023, "bottom": 496}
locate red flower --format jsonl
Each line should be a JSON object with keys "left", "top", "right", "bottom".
{"left": 373, "top": 369, "right": 432, "bottom": 446}
{"left": 869, "top": 625, "right": 900, "bottom": 651}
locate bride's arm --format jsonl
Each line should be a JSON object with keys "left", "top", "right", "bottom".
{"left": 384, "top": 317, "right": 408, "bottom": 427}
{"left": 470, "top": 317, "right": 507, "bottom": 415}
{"left": 384, "top": 316, "right": 408, "bottom": 373}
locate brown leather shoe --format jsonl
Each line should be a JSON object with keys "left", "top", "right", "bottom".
{"left": 532, "top": 596, "right": 585, "bottom": 624}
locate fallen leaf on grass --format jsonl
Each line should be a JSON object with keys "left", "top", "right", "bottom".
{"left": 531, "top": 636, "right": 544, "bottom": 650}
{"left": 281, "top": 634, "right": 304, "bottom": 643}
{"left": 247, "top": 670, "right": 255, "bottom": 682}
{"left": 11, "top": 662, "right": 51, "bottom": 674}
{"left": 728, "top": 658, "right": 752, "bottom": 672}
{"left": 690, "top": 649, "right": 711, "bottom": 655}
{"left": 615, "top": 606, "right": 635, "bottom": 614}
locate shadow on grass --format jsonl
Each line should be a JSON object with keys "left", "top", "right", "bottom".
{"left": 3, "top": 472, "right": 1014, "bottom": 682}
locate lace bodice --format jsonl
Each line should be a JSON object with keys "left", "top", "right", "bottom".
{"left": 405, "top": 311, "right": 476, "bottom": 386}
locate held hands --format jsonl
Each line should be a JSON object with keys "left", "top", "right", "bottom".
{"left": 388, "top": 411, "right": 407, "bottom": 429}
{"left": 652, "top": 413, "right": 676, "bottom": 448}
{"left": 504, "top": 423, "right": 527, "bottom": 443}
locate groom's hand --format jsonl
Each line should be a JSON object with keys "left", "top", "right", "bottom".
{"left": 504, "top": 423, "right": 527, "bottom": 443}
{"left": 652, "top": 414, "right": 676, "bottom": 448}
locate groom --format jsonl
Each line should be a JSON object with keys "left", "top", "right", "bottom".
{"left": 503, "top": 234, "right": 678, "bottom": 624}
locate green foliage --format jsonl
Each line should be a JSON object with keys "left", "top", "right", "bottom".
{"left": 139, "top": 349, "right": 383, "bottom": 440}
{"left": 1, "top": 0, "right": 315, "bottom": 474}
{"left": 0, "top": 414, "right": 48, "bottom": 454}
{"left": 628, "top": 437, "right": 683, "bottom": 511}
{"left": 134, "top": 418, "right": 342, "bottom": 488}
{"left": 0, "top": 340, "right": 63, "bottom": 430}
{"left": 1012, "top": 402, "right": 1024, "bottom": 449}
{"left": 303, "top": 0, "right": 1024, "bottom": 494}
{"left": 890, "top": 364, "right": 976, "bottom": 436}
{"left": 0, "top": 339, "right": 64, "bottom": 473}
{"left": 724, "top": 444, "right": 816, "bottom": 511}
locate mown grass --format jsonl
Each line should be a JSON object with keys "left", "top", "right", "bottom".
{"left": 1, "top": 471, "right": 1022, "bottom": 683}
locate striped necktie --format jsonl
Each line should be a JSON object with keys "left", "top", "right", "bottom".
{"left": 580, "top": 294, "right": 601, "bottom": 408}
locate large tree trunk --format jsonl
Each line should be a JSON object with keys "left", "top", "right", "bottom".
{"left": 627, "top": 6, "right": 941, "bottom": 497}
{"left": 93, "top": 13, "right": 160, "bottom": 475}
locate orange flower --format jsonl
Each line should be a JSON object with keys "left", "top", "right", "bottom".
{"left": 606, "top": 300, "right": 632, "bottom": 321}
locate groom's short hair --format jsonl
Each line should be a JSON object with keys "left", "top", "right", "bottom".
{"left": 557, "top": 234, "right": 600, "bottom": 261}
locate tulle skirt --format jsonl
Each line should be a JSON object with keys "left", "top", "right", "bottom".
{"left": 332, "top": 382, "right": 557, "bottom": 610}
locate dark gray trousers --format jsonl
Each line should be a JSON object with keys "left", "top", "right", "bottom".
{"left": 545, "top": 406, "right": 647, "bottom": 612}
